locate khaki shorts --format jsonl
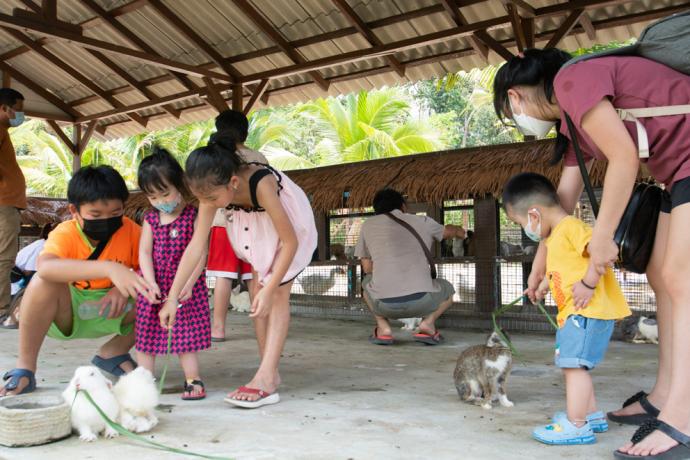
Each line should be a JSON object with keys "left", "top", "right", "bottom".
{"left": 362, "top": 274, "right": 455, "bottom": 319}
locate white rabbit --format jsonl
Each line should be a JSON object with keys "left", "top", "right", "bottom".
{"left": 113, "top": 367, "right": 159, "bottom": 433}
{"left": 62, "top": 366, "right": 120, "bottom": 442}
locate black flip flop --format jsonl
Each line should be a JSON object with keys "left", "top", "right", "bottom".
{"left": 608, "top": 391, "right": 660, "bottom": 426}
{"left": 614, "top": 419, "right": 690, "bottom": 459}
{"left": 211, "top": 337, "right": 226, "bottom": 343}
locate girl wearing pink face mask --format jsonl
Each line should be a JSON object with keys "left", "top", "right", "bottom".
{"left": 136, "top": 147, "right": 210, "bottom": 401}
{"left": 494, "top": 48, "right": 690, "bottom": 459}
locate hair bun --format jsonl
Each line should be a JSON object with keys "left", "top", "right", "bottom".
{"left": 209, "top": 132, "right": 237, "bottom": 152}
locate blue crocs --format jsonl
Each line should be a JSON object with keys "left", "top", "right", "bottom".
{"left": 553, "top": 410, "right": 608, "bottom": 433}
{"left": 533, "top": 416, "right": 596, "bottom": 445}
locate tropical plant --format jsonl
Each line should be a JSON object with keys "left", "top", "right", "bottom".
{"left": 298, "top": 88, "right": 443, "bottom": 164}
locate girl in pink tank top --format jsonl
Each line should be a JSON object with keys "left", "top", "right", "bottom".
{"left": 160, "top": 133, "right": 317, "bottom": 409}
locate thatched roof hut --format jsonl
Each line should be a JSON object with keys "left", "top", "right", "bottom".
{"left": 287, "top": 139, "right": 610, "bottom": 212}
{"left": 21, "top": 197, "right": 70, "bottom": 226}
{"left": 123, "top": 139, "right": 617, "bottom": 218}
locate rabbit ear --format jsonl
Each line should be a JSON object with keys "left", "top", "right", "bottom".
{"left": 107, "top": 381, "right": 112, "bottom": 389}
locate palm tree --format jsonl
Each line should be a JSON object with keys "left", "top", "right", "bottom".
{"left": 298, "top": 88, "right": 443, "bottom": 164}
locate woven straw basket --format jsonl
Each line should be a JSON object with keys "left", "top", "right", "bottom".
{"left": 0, "top": 394, "right": 71, "bottom": 447}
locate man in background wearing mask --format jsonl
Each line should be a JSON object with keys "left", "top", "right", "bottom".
{"left": 0, "top": 88, "right": 26, "bottom": 326}
{"left": 0, "top": 166, "right": 156, "bottom": 396}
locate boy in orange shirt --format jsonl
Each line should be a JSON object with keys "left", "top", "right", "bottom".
{"left": 1, "top": 166, "right": 155, "bottom": 396}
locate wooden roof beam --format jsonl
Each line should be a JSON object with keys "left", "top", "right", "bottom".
{"left": 74, "top": 1, "right": 690, "bottom": 124}
{"left": 243, "top": 79, "right": 269, "bottom": 115}
{"left": 89, "top": 50, "right": 181, "bottom": 119}
{"left": 0, "top": 9, "right": 231, "bottom": 81}
{"left": 505, "top": 3, "right": 527, "bottom": 52}
{"left": 332, "top": 0, "right": 405, "bottom": 77}
{"left": 0, "top": 61, "right": 78, "bottom": 119}
{"left": 5, "top": 28, "right": 148, "bottom": 128}
{"left": 79, "top": 0, "right": 213, "bottom": 110}
{"left": 546, "top": 9, "right": 585, "bottom": 48}
{"left": 580, "top": 13, "right": 597, "bottom": 40}
{"left": 202, "top": 77, "right": 230, "bottom": 113}
{"left": 232, "top": 0, "right": 330, "bottom": 91}
{"left": 46, "top": 120, "right": 77, "bottom": 155}
{"left": 503, "top": 0, "right": 535, "bottom": 18}
{"left": 81, "top": 0, "right": 148, "bottom": 29}
{"left": 147, "top": 0, "right": 242, "bottom": 82}
{"left": 440, "top": 0, "right": 489, "bottom": 63}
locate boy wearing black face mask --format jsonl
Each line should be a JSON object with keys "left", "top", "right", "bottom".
{"left": 0, "top": 166, "right": 156, "bottom": 397}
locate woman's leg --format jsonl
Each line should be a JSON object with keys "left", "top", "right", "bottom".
{"left": 611, "top": 211, "right": 671, "bottom": 418}
{"left": 232, "top": 281, "right": 292, "bottom": 401}
{"left": 621, "top": 204, "right": 690, "bottom": 456}
{"left": 211, "top": 277, "right": 232, "bottom": 340}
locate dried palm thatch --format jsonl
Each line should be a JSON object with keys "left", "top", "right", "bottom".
{"left": 123, "top": 140, "right": 634, "bottom": 217}
{"left": 20, "top": 197, "right": 69, "bottom": 226}
{"left": 287, "top": 140, "right": 611, "bottom": 212}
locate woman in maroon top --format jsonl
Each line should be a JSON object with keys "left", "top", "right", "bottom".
{"left": 493, "top": 48, "right": 690, "bottom": 459}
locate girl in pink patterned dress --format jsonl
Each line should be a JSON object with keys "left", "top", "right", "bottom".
{"left": 136, "top": 148, "right": 210, "bottom": 400}
{"left": 160, "top": 134, "right": 317, "bottom": 409}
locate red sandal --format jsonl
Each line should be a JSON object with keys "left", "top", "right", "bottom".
{"left": 224, "top": 386, "right": 280, "bottom": 409}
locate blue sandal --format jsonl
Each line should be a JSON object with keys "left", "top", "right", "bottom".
{"left": 2, "top": 368, "right": 36, "bottom": 396}
{"left": 91, "top": 353, "right": 137, "bottom": 377}
{"left": 533, "top": 416, "right": 596, "bottom": 445}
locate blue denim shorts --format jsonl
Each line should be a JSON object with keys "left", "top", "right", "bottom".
{"left": 555, "top": 315, "right": 615, "bottom": 370}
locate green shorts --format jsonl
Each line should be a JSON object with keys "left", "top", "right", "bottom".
{"left": 47, "top": 286, "right": 134, "bottom": 341}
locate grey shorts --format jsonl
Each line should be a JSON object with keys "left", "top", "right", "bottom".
{"left": 362, "top": 275, "right": 455, "bottom": 319}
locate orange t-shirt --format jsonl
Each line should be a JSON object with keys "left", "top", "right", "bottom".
{"left": 41, "top": 217, "right": 141, "bottom": 290}
{"left": 0, "top": 125, "right": 27, "bottom": 209}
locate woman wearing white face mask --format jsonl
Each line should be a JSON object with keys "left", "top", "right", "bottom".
{"left": 493, "top": 48, "right": 690, "bottom": 459}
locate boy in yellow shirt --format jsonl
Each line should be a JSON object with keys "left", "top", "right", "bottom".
{"left": 503, "top": 172, "right": 631, "bottom": 446}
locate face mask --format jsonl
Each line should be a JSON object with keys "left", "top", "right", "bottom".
{"left": 9, "top": 111, "right": 24, "bottom": 128}
{"left": 153, "top": 195, "right": 181, "bottom": 214}
{"left": 509, "top": 99, "right": 555, "bottom": 138}
{"left": 524, "top": 211, "right": 542, "bottom": 242}
{"left": 80, "top": 215, "right": 123, "bottom": 242}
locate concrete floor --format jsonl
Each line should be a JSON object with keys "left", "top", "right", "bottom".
{"left": 0, "top": 312, "right": 657, "bottom": 460}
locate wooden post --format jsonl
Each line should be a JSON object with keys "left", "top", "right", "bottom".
{"left": 2, "top": 71, "right": 10, "bottom": 88}
{"left": 72, "top": 123, "right": 81, "bottom": 172}
{"left": 315, "top": 211, "right": 328, "bottom": 261}
{"left": 232, "top": 83, "right": 243, "bottom": 111}
{"left": 474, "top": 196, "right": 499, "bottom": 312}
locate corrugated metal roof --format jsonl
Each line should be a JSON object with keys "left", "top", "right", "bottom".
{"left": 0, "top": 0, "right": 685, "bottom": 138}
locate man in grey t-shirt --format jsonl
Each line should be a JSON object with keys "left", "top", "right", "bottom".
{"left": 355, "top": 189, "right": 465, "bottom": 346}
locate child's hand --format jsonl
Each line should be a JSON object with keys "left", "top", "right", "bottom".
{"left": 250, "top": 287, "right": 273, "bottom": 318}
{"left": 572, "top": 281, "right": 594, "bottom": 310}
{"left": 149, "top": 282, "right": 161, "bottom": 303}
{"left": 525, "top": 270, "right": 545, "bottom": 304}
{"left": 179, "top": 284, "right": 193, "bottom": 303}
{"left": 100, "top": 288, "right": 129, "bottom": 319}
{"left": 159, "top": 299, "right": 178, "bottom": 330}
{"left": 535, "top": 277, "right": 550, "bottom": 302}
{"left": 110, "top": 264, "right": 156, "bottom": 302}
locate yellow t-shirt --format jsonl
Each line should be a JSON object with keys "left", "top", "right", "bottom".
{"left": 41, "top": 217, "right": 141, "bottom": 290}
{"left": 545, "top": 216, "right": 631, "bottom": 328}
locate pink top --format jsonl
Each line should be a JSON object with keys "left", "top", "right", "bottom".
{"left": 555, "top": 56, "right": 690, "bottom": 187}
{"left": 224, "top": 168, "right": 317, "bottom": 285}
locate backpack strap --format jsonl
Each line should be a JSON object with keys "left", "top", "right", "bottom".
{"left": 564, "top": 113, "right": 600, "bottom": 217}
{"left": 385, "top": 212, "right": 437, "bottom": 280}
{"left": 617, "top": 105, "right": 690, "bottom": 159}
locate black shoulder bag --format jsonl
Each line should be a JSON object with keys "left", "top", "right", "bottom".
{"left": 385, "top": 212, "right": 437, "bottom": 279}
{"left": 565, "top": 113, "right": 664, "bottom": 274}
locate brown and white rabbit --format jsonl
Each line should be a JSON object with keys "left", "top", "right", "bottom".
{"left": 453, "top": 331, "right": 513, "bottom": 410}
